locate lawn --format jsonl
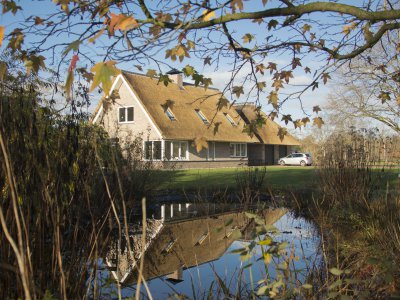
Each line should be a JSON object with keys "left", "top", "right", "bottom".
{"left": 157, "top": 166, "right": 399, "bottom": 191}
{"left": 159, "top": 166, "right": 317, "bottom": 191}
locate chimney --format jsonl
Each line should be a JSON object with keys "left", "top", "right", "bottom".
{"left": 166, "top": 69, "right": 184, "bottom": 89}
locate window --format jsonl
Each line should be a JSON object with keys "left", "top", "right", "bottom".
{"left": 224, "top": 113, "right": 236, "bottom": 126}
{"left": 144, "top": 141, "right": 162, "bottom": 160}
{"left": 165, "top": 108, "right": 176, "bottom": 121}
{"left": 164, "top": 141, "right": 188, "bottom": 160}
{"left": 195, "top": 109, "right": 210, "bottom": 125}
{"left": 229, "top": 143, "right": 247, "bottom": 157}
{"left": 118, "top": 107, "right": 134, "bottom": 123}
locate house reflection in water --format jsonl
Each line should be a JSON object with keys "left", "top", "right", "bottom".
{"left": 105, "top": 202, "right": 286, "bottom": 285}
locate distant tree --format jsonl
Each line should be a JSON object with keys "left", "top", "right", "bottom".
{"left": 327, "top": 33, "right": 400, "bottom": 133}
{"left": 1, "top": 0, "right": 400, "bottom": 136}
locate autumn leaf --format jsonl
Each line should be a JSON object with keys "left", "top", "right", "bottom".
{"left": 302, "top": 24, "right": 311, "bottom": 33}
{"left": 268, "top": 91, "right": 279, "bottom": 109}
{"left": 146, "top": 69, "right": 157, "bottom": 78}
{"left": 293, "top": 119, "right": 303, "bottom": 129}
{"left": 63, "top": 40, "right": 81, "bottom": 56}
{"left": 24, "top": 55, "right": 46, "bottom": 74}
{"left": 291, "top": 57, "right": 302, "bottom": 69}
{"left": 396, "top": 95, "right": 400, "bottom": 106}
{"left": 378, "top": 91, "right": 391, "bottom": 103}
{"left": 255, "top": 63, "right": 265, "bottom": 75}
{"left": 182, "top": 64, "right": 195, "bottom": 76}
{"left": 0, "top": 26, "right": 4, "bottom": 47}
{"left": 231, "top": 0, "right": 244, "bottom": 11}
{"left": 204, "top": 57, "right": 212, "bottom": 65}
{"left": 201, "top": 10, "right": 216, "bottom": 21}
{"left": 321, "top": 73, "right": 331, "bottom": 84}
{"left": 68, "top": 54, "right": 79, "bottom": 72}
{"left": 65, "top": 70, "right": 74, "bottom": 98}
{"left": 280, "top": 70, "right": 293, "bottom": 83}
{"left": 232, "top": 86, "right": 244, "bottom": 98}
{"left": 277, "top": 127, "right": 287, "bottom": 141}
{"left": 301, "top": 117, "right": 310, "bottom": 127}
{"left": 108, "top": 13, "right": 138, "bottom": 36}
{"left": 267, "top": 62, "right": 277, "bottom": 74}
{"left": 7, "top": 29, "right": 23, "bottom": 52}
{"left": 281, "top": 114, "right": 292, "bottom": 125}
{"left": 313, "top": 117, "right": 324, "bottom": 128}
{"left": 272, "top": 79, "right": 283, "bottom": 91}
{"left": 313, "top": 105, "right": 321, "bottom": 113}
{"left": 304, "top": 67, "right": 311, "bottom": 74}
{"left": 194, "top": 136, "right": 208, "bottom": 152}
{"left": 213, "top": 122, "right": 222, "bottom": 135}
{"left": 88, "top": 28, "right": 105, "bottom": 44}
{"left": 34, "top": 16, "right": 44, "bottom": 25}
{"left": 90, "top": 61, "right": 121, "bottom": 94}
{"left": 268, "top": 19, "right": 278, "bottom": 30}
{"left": 161, "top": 99, "right": 175, "bottom": 111}
{"left": 217, "top": 97, "right": 229, "bottom": 110}
{"left": 242, "top": 33, "right": 254, "bottom": 43}
{"left": 256, "top": 81, "right": 266, "bottom": 91}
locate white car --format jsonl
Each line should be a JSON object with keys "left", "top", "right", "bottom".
{"left": 279, "top": 153, "right": 312, "bottom": 166}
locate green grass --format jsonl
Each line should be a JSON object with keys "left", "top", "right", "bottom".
{"left": 157, "top": 166, "right": 399, "bottom": 192}
{"left": 159, "top": 166, "right": 317, "bottom": 191}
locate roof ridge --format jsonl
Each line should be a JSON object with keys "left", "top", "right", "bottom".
{"left": 121, "top": 70, "right": 220, "bottom": 91}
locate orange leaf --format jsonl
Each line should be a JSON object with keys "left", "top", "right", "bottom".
{"left": 0, "top": 26, "right": 4, "bottom": 47}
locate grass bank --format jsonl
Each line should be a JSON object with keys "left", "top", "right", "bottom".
{"left": 158, "top": 166, "right": 398, "bottom": 191}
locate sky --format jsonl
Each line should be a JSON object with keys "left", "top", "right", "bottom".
{"left": 0, "top": 0, "right": 384, "bottom": 138}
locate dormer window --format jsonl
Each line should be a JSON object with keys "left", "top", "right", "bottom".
{"left": 165, "top": 108, "right": 176, "bottom": 121}
{"left": 118, "top": 107, "right": 134, "bottom": 123}
{"left": 224, "top": 113, "right": 237, "bottom": 126}
{"left": 195, "top": 109, "right": 210, "bottom": 125}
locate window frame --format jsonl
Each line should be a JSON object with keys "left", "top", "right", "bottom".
{"left": 229, "top": 143, "right": 247, "bottom": 158}
{"left": 164, "top": 107, "right": 177, "bottom": 121}
{"left": 118, "top": 106, "right": 135, "bottom": 123}
{"left": 164, "top": 140, "right": 188, "bottom": 161}
{"left": 144, "top": 140, "right": 162, "bottom": 161}
{"left": 224, "top": 113, "right": 237, "bottom": 127}
{"left": 195, "top": 109, "right": 210, "bottom": 125}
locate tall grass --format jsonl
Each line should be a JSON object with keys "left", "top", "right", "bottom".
{"left": 0, "top": 78, "right": 169, "bottom": 298}
{"left": 293, "top": 129, "right": 400, "bottom": 298}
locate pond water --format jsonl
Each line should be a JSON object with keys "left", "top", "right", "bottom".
{"left": 97, "top": 201, "right": 321, "bottom": 299}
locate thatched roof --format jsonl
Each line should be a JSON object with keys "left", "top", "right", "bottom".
{"left": 108, "top": 208, "right": 286, "bottom": 284}
{"left": 122, "top": 71, "right": 258, "bottom": 143}
{"left": 235, "top": 104, "right": 300, "bottom": 146}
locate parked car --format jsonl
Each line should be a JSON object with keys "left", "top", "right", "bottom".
{"left": 278, "top": 153, "right": 312, "bottom": 166}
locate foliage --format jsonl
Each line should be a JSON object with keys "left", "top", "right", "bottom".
{"left": 0, "top": 71, "right": 171, "bottom": 298}
{"left": 235, "top": 167, "right": 267, "bottom": 204}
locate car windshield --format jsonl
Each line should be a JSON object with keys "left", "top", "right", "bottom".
{"left": 305, "top": 154, "right": 311, "bottom": 157}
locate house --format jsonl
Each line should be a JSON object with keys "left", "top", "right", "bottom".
{"left": 91, "top": 70, "right": 300, "bottom": 168}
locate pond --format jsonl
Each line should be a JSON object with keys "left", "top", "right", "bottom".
{"left": 97, "top": 201, "right": 321, "bottom": 299}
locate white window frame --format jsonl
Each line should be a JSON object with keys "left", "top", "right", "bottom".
{"left": 143, "top": 140, "right": 162, "bottom": 161}
{"left": 164, "top": 140, "right": 188, "bottom": 161}
{"left": 118, "top": 106, "right": 134, "bottom": 123}
{"left": 165, "top": 108, "right": 177, "bottom": 121}
{"left": 195, "top": 109, "right": 210, "bottom": 125}
{"left": 229, "top": 143, "right": 247, "bottom": 158}
{"left": 224, "top": 113, "right": 237, "bottom": 127}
